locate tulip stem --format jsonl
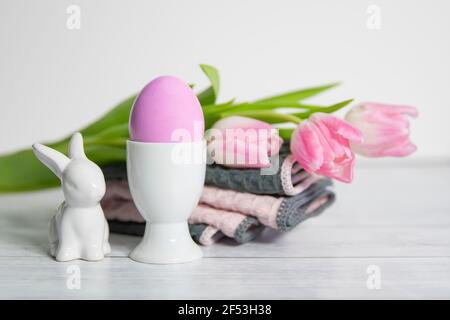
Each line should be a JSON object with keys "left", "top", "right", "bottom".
{"left": 204, "top": 102, "right": 329, "bottom": 115}
{"left": 293, "top": 99, "right": 354, "bottom": 118}
{"left": 203, "top": 99, "right": 354, "bottom": 118}
{"left": 231, "top": 102, "right": 324, "bottom": 110}
{"left": 202, "top": 99, "right": 236, "bottom": 114}
{"left": 219, "top": 110, "right": 302, "bottom": 124}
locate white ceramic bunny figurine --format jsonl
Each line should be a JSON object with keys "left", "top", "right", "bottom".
{"left": 32, "top": 132, "right": 111, "bottom": 262}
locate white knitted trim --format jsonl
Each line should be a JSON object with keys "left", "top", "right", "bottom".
{"left": 280, "top": 155, "right": 323, "bottom": 196}
{"left": 280, "top": 155, "right": 299, "bottom": 196}
{"left": 199, "top": 226, "right": 224, "bottom": 246}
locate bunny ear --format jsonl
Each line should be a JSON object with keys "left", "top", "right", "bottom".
{"left": 32, "top": 143, "right": 70, "bottom": 179}
{"left": 68, "top": 132, "right": 86, "bottom": 159}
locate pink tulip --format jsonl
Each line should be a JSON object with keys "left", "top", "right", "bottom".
{"left": 290, "top": 113, "right": 362, "bottom": 183}
{"left": 345, "top": 102, "right": 418, "bottom": 157}
{"left": 207, "top": 116, "right": 283, "bottom": 168}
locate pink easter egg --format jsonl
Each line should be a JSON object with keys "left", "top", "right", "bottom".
{"left": 129, "top": 76, "right": 204, "bottom": 142}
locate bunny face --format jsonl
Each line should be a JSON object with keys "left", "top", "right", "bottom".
{"left": 62, "top": 159, "right": 106, "bottom": 207}
{"left": 33, "top": 132, "right": 107, "bottom": 207}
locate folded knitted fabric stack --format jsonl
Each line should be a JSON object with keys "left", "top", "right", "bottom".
{"left": 101, "top": 145, "right": 335, "bottom": 245}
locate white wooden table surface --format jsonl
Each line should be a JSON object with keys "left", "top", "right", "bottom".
{"left": 1, "top": 164, "right": 450, "bottom": 299}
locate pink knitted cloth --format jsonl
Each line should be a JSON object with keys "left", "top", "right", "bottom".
{"left": 101, "top": 180, "right": 333, "bottom": 245}
{"left": 101, "top": 180, "right": 144, "bottom": 223}
{"left": 101, "top": 182, "right": 284, "bottom": 229}
{"left": 197, "top": 225, "right": 224, "bottom": 246}
{"left": 101, "top": 181, "right": 256, "bottom": 245}
{"left": 200, "top": 186, "right": 283, "bottom": 229}
{"left": 189, "top": 205, "right": 250, "bottom": 238}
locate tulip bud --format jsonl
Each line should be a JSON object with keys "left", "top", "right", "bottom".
{"left": 345, "top": 102, "right": 418, "bottom": 157}
{"left": 290, "top": 113, "right": 362, "bottom": 183}
{"left": 207, "top": 116, "right": 283, "bottom": 168}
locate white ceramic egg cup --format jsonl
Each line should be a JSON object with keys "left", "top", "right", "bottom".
{"left": 127, "top": 140, "right": 205, "bottom": 264}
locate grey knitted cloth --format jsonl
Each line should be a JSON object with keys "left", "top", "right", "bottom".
{"left": 101, "top": 143, "right": 309, "bottom": 197}
{"left": 189, "top": 223, "right": 209, "bottom": 243}
{"left": 105, "top": 179, "right": 335, "bottom": 241}
{"left": 276, "top": 179, "right": 335, "bottom": 231}
{"left": 107, "top": 220, "right": 209, "bottom": 241}
{"left": 101, "top": 167, "right": 266, "bottom": 244}
{"left": 188, "top": 216, "right": 264, "bottom": 244}
{"left": 205, "top": 153, "right": 289, "bottom": 195}
{"left": 233, "top": 216, "right": 265, "bottom": 243}
{"left": 107, "top": 216, "right": 264, "bottom": 244}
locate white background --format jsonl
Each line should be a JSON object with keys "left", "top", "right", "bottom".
{"left": 1, "top": 0, "right": 449, "bottom": 160}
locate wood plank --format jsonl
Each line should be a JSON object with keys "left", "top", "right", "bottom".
{"left": 2, "top": 224, "right": 450, "bottom": 258}
{"left": 0, "top": 256, "right": 449, "bottom": 299}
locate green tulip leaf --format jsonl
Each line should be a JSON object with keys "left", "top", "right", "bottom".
{"left": 0, "top": 144, "right": 126, "bottom": 193}
{"left": 294, "top": 99, "right": 353, "bottom": 118}
{"left": 277, "top": 128, "right": 295, "bottom": 140}
{"left": 197, "top": 64, "right": 220, "bottom": 106}
{"left": 0, "top": 149, "right": 60, "bottom": 192}
{"left": 80, "top": 95, "right": 136, "bottom": 137}
{"left": 255, "top": 82, "right": 340, "bottom": 104}
{"left": 219, "top": 110, "right": 302, "bottom": 124}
